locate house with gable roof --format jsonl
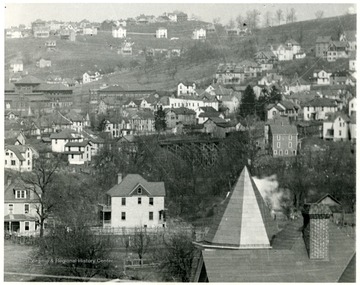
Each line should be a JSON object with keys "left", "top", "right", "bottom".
{"left": 203, "top": 117, "right": 237, "bottom": 138}
{"left": 302, "top": 98, "right": 338, "bottom": 121}
{"left": 313, "top": 69, "right": 332, "bottom": 85}
{"left": 4, "top": 145, "right": 34, "bottom": 172}
{"left": 192, "top": 167, "right": 355, "bottom": 282}
{"left": 50, "top": 129, "right": 83, "bottom": 153}
{"left": 315, "top": 36, "right": 332, "bottom": 57}
{"left": 4, "top": 175, "right": 41, "bottom": 234}
{"left": 64, "top": 140, "right": 92, "bottom": 165}
{"left": 322, "top": 112, "right": 350, "bottom": 141}
{"left": 112, "top": 26, "right": 126, "bottom": 38}
{"left": 177, "top": 81, "right": 197, "bottom": 96}
{"left": 165, "top": 107, "right": 196, "bottom": 128}
{"left": 339, "top": 30, "right": 356, "bottom": 51}
{"left": 192, "top": 28, "right": 206, "bottom": 40}
{"left": 99, "top": 174, "right": 166, "bottom": 228}
{"left": 83, "top": 71, "right": 102, "bottom": 84}
{"left": 326, "top": 41, "right": 350, "bottom": 62}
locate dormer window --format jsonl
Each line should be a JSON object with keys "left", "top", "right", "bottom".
{"left": 137, "top": 187, "right": 142, "bottom": 194}
{"left": 15, "top": 190, "right": 26, "bottom": 199}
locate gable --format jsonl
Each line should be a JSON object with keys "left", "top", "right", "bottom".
{"left": 129, "top": 183, "right": 151, "bottom": 196}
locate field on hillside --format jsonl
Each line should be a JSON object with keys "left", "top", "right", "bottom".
{"left": 257, "top": 14, "right": 357, "bottom": 49}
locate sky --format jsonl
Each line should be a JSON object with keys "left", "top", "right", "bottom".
{"left": 4, "top": 2, "right": 357, "bottom": 28}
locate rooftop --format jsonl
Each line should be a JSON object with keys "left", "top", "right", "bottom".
{"left": 107, "top": 174, "right": 165, "bottom": 197}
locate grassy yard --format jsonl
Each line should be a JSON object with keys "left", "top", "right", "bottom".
{"left": 4, "top": 240, "right": 42, "bottom": 282}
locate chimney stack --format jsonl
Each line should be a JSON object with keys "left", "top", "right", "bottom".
{"left": 117, "top": 173, "right": 123, "bottom": 184}
{"left": 302, "top": 204, "right": 332, "bottom": 260}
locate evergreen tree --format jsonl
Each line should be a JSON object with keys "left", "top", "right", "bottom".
{"left": 154, "top": 106, "right": 167, "bottom": 132}
{"left": 239, "top": 85, "right": 256, "bottom": 118}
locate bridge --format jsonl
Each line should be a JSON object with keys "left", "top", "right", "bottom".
{"left": 158, "top": 137, "right": 222, "bottom": 167}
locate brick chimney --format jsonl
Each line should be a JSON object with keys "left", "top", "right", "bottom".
{"left": 117, "top": 173, "right": 123, "bottom": 184}
{"left": 302, "top": 204, "right": 332, "bottom": 260}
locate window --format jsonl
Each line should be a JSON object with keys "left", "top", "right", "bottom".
{"left": 149, "top": 212, "right": 153, "bottom": 221}
{"left": 274, "top": 150, "right": 277, "bottom": 155}
{"left": 277, "top": 142, "right": 280, "bottom": 148}
{"left": 6, "top": 152, "right": 9, "bottom": 156}
{"left": 149, "top": 197, "right": 154, "bottom": 205}
{"left": 285, "top": 150, "right": 288, "bottom": 155}
{"left": 288, "top": 135, "right": 292, "bottom": 140}
{"left": 55, "top": 139, "right": 58, "bottom": 144}
{"left": 121, "top": 198, "right": 126, "bottom": 206}
{"left": 288, "top": 142, "right": 292, "bottom": 148}
{"left": 293, "top": 150, "right": 297, "bottom": 155}
{"left": 16, "top": 190, "right": 26, "bottom": 199}
{"left": 11, "top": 160, "right": 16, "bottom": 166}
{"left": 9, "top": 204, "right": 13, "bottom": 213}
{"left": 71, "top": 154, "right": 74, "bottom": 159}
{"left": 277, "top": 135, "right": 280, "bottom": 140}
{"left": 121, "top": 212, "right": 126, "bottom": 220}
{"left": 25, "top": 222, "right": 29, "bottom": 231}
{"left": 27, "top": 152, "right": 30, "bottom": 158}
{"left": 279, "top": 150, "right": 283, "bottom": 156}
{"left": 24, "top": 204, "right": 29, "bottom": 214}
{"left": 137, "top": 187, "right": 142, "bottom": 194}
{"left": 138, "top": 197, "right": 142, "bottom": 204}
{"left": 339, "top": 130, "right": 342, "bottom": 136}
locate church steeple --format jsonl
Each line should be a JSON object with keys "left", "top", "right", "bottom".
{"left": 202, "top": 166, "right": 277, "bottom": 249}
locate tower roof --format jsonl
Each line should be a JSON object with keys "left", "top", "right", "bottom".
{"left": 203, "top": 166, "right": 278, "bottom": 249}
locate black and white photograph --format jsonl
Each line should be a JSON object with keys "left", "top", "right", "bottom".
{"left": 3, "top": 1, "right": 357, "bottom": 282}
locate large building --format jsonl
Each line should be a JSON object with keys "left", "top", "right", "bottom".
{"left": 192, "top": 166, "right": 355, "bottom": 282}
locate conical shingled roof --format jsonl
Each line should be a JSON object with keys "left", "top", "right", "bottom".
{"left": 204, "top": 166, "right": 278, "bottom": 248}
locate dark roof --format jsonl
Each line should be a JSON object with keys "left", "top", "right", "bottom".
{"left": 50, "top": 129, "right": 81, "bottom": 139}
{"left": 65, "top": 140, "right": 89, "bottom": 147}
{"left": 270, "top": 124, "right": 297, "bottom": 135}
{"left": 303, "top": 98, "right": 337, "bottom": 108}
{"left": 107, "top": 174, "right": 165, "bottom": 197}
{"left": 201, "top": 220, "right": 355, "bottom": 282}
{"left": 168, "top": 107, "right": 196, "bottom": 115}
{"left": 5, "top": 145, "right": 28, "bottom": 161}
{"left": 14, "top": 75, "right": 42, "bottom": 85}
{"left": 34, "top": 83, "right": 72, "bottom": 92}
{"left": 316, "top": 36, "right": 332, "bottom": 43}
{"left": 324, "top": 112, "right": 350, "bottom": 122}
{"left": 4, "top": 214, "right": 38, "bottom": 221}
{"left": 199, "top": 106, "right": 217, "bottom": 113}
{"left": 338, "top": 254, "right": 356, "bottom": 282}
{"left": 198, "top": 112, "right": 220, "bottom": 118}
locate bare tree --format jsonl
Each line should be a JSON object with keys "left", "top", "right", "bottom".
{"left": 286, "top": 8, "right": 297, "bottom": 23}
{"left": 276, "top": 9, "right": 284, "bottom": 25}
{"left": 315, "top": 10, "right": 324, "bottom": 19}
{"left": 228, "top": 18, "right": 236, "bottom": 29}
{"left": 236, "top": 14, "right": 244, "bottom": 28}
{"left": 21, "top": 154, "right": 64, "bottom": 237}
{"left": 246, "top": 9, "right": 261, "bottom": 30}
{"left": 131, "top": 227, "right": 152, "bottom": 261}
{"left": 263, "top": 11, "right": 273, "bottom": 27}
{"left": 155, "top": 231, "right": 195, "bottom": 282}
{"left": 212, "top": 17, "right": 221, "bottom": 25}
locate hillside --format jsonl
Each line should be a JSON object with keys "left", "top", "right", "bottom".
{"left": 4, "top": 14, "right": 357, "bottom": 93}
{"left": 256, "top": 13, "right": 357, "bottom": 50}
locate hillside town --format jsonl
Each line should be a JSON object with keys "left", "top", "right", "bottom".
{"left": 4, "top": 4, "right": 356, "bottom": 282}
